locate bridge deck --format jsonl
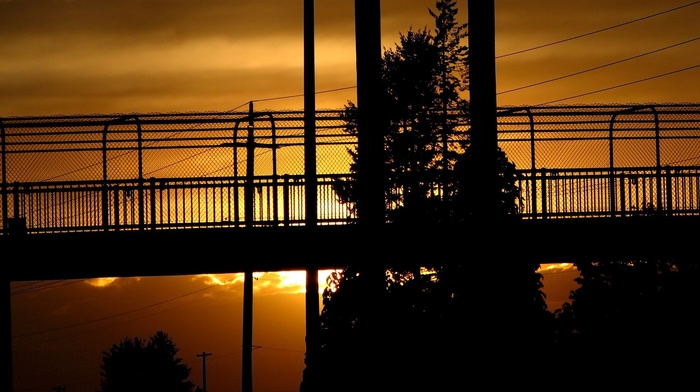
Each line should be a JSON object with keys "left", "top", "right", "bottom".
{"left": 5, "top": 215, "right": 698, "bottom": 281}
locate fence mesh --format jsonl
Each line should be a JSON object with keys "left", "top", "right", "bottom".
{"left": 3, "top": 104, "right": 700, "bottom": 184}
{"left": 3, "top": 103, "right": 700, "bottom": 232}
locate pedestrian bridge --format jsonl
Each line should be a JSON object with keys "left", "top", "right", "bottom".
{"left": 2, "top": 103, "right": 700, "bottom": 279}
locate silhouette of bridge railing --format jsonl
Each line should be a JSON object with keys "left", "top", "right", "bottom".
{"left": 2, "top": 103, "right": 700, "bottom": 235}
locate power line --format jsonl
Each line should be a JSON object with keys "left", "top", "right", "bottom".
{"left": 11, "top": 279, "right": 88, "bottom": 295}
{"left": 228, "top": 85, "right": 356, "bottom": 112}
{"left": 12, "top": 281, "right": 228, "bottom": 339}
{"left": 496, "top": 0, "right": 700, "bottom": 59}
{"left": 249, "top": 85, "right": 356, "bottom": 104}
{"left": 13, "top": 272, "right": 293, "bottom": 343}
{"left": 498, "top": 36, "right": 700, "bottom": 95}
{"left": 535, "top": 63, "right": 700, "bottom": 105}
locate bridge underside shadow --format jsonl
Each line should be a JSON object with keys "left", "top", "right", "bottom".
{"left": 4, "top": 215, "right": 699, "bottom": 281}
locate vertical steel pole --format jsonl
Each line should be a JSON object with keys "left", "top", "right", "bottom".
{"left": 354, "top": 1, "right": 386, "bottom": 390}
{"left": 467, "top": 0, "right": 498, "bottom": 218}
{"left": 242, "top": 103, "right": 255, "bottom": 392}
{"left": 241, "top": 272, "right": 253, "bottom": 392}
{"left": 304, "top": 0, "right": 317, "bottom": 227}
{"left": 355, "top": 0, "right": 384, "bottom": 227}
{"left": 303, "top": 2, "right": 320, "bottom": 391}
{"left": 465, "top": 0, "right": 499, "bottom": 381}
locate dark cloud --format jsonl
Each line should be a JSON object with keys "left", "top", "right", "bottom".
{"left": 0, "top": 0, "right": 304, "bottom": 42}
{"left": 0, "top": 0, "right": 697, "bottom": 115}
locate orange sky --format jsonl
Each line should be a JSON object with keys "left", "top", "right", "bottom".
{"left": 12, "top": 273, "right": 318, "bottom": 392}
{"left": 6, "top": 1, "right": 699, "bottom": 391}
{"left": 0, "top": 0, "right": 697, "bottom": 116}
{"left": 12, "top": 266, "right": 577, "bottom": 392}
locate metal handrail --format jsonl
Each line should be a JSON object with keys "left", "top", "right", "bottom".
{"left": 3, "top": 166, "right": 700, "bottom": 235}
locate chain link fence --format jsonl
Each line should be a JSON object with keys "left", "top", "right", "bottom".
{"left": 2, "top": 103, "right": 700, "bottom": 233}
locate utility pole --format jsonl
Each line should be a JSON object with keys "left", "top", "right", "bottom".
{"left": 197, "top": 352, "right": 213, "bottom": 392}
{"left": 243, "top": 103, "right": 255, "bottom": 392}
{"left": 303, "top": 1, "right": 321, "bottom": 391}
{"left": 241, "top": 271, "right": 253, "bottom": 392}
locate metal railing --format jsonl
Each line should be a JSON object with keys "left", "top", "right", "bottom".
{"left": 518, "top": 166, "right": 700, "bottom": 219}
{"left": 2, "top": 103, "right": 700, "bottom": 234}
{"left": 3, "top": 174, "right": 356, "bottom": 234}
{"left": 4, "top": 166, "right": 700, "bottom": 234}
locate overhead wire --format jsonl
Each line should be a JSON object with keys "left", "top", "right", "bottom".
{"left": 535, "top": 64, "right": 700, "bottom": 106}
{"left": 12, "top": 272, "right": 301, "bottom": 342}
{"left": 11, "top": 279, "right": 88, "bottom": 295}
{"left": 497, "top": 36, "right": 700, "bottom": 95}
{"left": 494, "top": 1, "right": 700, "bottom": 104}
{"left": 12, "top": 280, "right": 229, "bottom": 340}
{"left": 495, "top": 0, "right": 700, "bottom": 59}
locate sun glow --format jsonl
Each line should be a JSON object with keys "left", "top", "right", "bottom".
{"left": 86, "top": 277, "right": 119, "bottom": 287}
{"left": 537, "top": 263, "right": 576, "bottom": 274}
{"left": 194, "top": 270, "right": 339, "bottom": 295}
{"left": 259, "top": 270, "right": 339, "bottom": 294}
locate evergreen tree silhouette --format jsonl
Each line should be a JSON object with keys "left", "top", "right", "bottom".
{"left": 301, "top": 1, "right": 551, "bottom": 390}
{"left": 98, "top": 330, "right": 196, "bottom": 392}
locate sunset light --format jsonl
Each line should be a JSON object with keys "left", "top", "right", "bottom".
{"left": 6, "top": 1, "right": 700, "bottom": 391}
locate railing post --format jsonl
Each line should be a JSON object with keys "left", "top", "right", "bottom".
{"left": 136, "top": 119, "right": 145, "bottom": 231}
{"left": 12, "top": 183, "right": 20, "bottom": 226}
{"left": 619, "top": 175, "right": 626, "bottom": 217}
{"left": 665, "top": 167, "right": 673, "bottom": 216}
{"left": 272, "top": 175, "right": 280, "bottom": 227}
{"left": 8, "top": 183, "right": 26, "bottom": 235}
{"left": 138, "top": 179, "right": 145, "bottom": 231}
{"left": 102, "top": 122, "right": 110, "bottom": 232}
{"left": 233, "top": 122, "right": 241, "bottom": 227}
{"left": 609, "top": 123, "right": 616, "bottom": 218}
{"left": 149, "top": 178, "right": 157, "bottom": 230}
{"left": 539, "top": 169, "right": 547, "bottom": 219}
{"left": 283, "top": 174, "right": 290, "bottom": 226}
{"left": 113, "top": 185, "right": 120, "bottom": 231}
{"left": 102, "top": 182, "right": 109, "bottom": 232}
{"left": 530, "top": 169, "right": 537, "bottom": 218}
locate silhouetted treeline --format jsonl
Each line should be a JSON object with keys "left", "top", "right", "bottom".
{"left": 550, "top": 258, "right": 700, "bottom": 386}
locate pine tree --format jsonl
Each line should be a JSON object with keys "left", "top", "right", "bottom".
{"left": 98, "top": 330, "right": 195, "bottom": 392}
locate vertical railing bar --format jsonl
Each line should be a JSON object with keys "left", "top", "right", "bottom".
{"left": 150, "top": 178, "right": 157, "bottom": 230}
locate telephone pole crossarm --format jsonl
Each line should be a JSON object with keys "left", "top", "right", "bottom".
{"left": 197, "top": 351, "right": 213, "bottom": 392}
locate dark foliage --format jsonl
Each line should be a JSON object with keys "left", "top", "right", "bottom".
{"left": 550, "top": 258, "right": 700, "bottom": 386}
{"left": 305, "top": 0, "right": 700, "bottom": 388}
{"left": 301, "top": 1, "right": 551, "bottom": 390}
{"left": 98, "top": 330, "right": 195, "bottom": 392}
